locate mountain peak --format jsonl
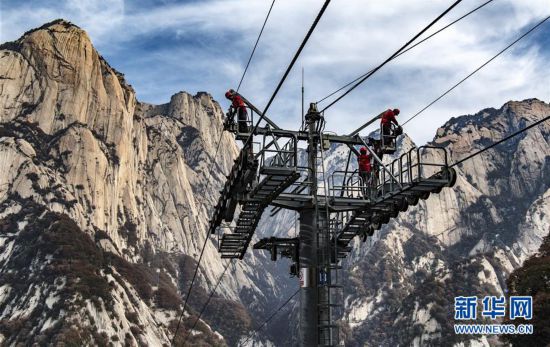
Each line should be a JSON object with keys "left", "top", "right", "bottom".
{"left": 432, "top": 98, "right": 550, "bottom": 143}
{"left": 21, "top": 18, "right": 89, "bottom": 47}
{"left": 0, "top": 19, "right": 84, "bottom": 51}
{"left": 23, "top": 18, "right": 81, "bottom": 35}
{"left": 0, "top": 19, "right": 135, "bottom": 136}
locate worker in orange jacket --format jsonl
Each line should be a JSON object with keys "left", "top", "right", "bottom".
{"left": 225, "top": 89, "right": 249, "bottom": 133}
{"left": 357, "top": 147, "right": 372, "bottom": 197}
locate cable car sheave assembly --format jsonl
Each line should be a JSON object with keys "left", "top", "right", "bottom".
{"left": 208, "top": 98, "right": 456, "bottom": 346}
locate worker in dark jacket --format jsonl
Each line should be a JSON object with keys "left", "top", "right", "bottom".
{"left": 225, "top": 89, "right": 249, "bottom": 133}
{"left": 357, "top": 147, "right": 372, "bottom": 197}
{"left": 381, "top": 108, "right": 400, "bottom": 146}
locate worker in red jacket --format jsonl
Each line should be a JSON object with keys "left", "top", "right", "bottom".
{"left": 225, "top": 89, "right": 249, "bottom": 133}
{"left": 357, "top": 147, "right": 372, "bottom": 197}
{"left": 381, "top": 108, "right": 400, "bottom": 146}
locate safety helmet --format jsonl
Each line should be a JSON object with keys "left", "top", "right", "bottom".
{"left": 225, "top": 90, "right": 233, "bottom": 99}
{"left": 393, "top": 108, "right": 400, "bottom": 115}
{"left": 360, "top": 147, "right": 367, "bottom": 154}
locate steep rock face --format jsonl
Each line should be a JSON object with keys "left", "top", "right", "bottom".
{"left": 0, "top": 20, "right": 279, "bottom": 346}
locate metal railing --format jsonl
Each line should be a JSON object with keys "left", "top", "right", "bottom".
{"left": 375, "top": 145, "right": 449, "bottom": 196}
{"left": 328, "top": 170, "right": 370, "bottom": 200}
{"left": 330, "top": 146, "right": 450, "bottom": 200}
{"left": 410, "top": 146, "right": 449, "bottom": 180}
{"left": 380, "top": 122, "right": 400, "bottom": 151}
{"left": 225, "top": 105, "right": 255, "bottom": 135}
{"left": 258, "top": 131, "right": 298, "bottom": 170}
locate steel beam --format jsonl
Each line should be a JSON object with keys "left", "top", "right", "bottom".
{"left": 238, "top": 94, "right": 281, "bottom": 130}
{"left": 249, "top": 126, "right": 366, "bottom": 145}
{"left": 347, "top": 111, "right": 384, "bottom": 136}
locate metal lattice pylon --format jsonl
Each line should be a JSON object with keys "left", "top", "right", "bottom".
{"left": 209, "top": 100, "right": 456, "bottom": 347}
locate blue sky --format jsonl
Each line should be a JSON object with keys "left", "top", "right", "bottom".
{"left": 1, "top": 0, "right": 549, "bottom": 144}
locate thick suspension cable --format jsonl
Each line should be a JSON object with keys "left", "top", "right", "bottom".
{"left": 320, "top": 0, "right": 462, "bottom": 113}
{"left": 171, "top": 131, "right": 225, "bottom": 344}
{"left": 181, "top": 260, "right": 234, "bottom": 345}
{"left": 236, "top": 0, "right": 276, "bottom": 92}
{"left": 239, "top": 288, "right": 300, "bottom": 346}
{"left": 451, "top": 114, "right": 550, "bottom": 168}
{"left": 317, "top": 0, "right": 494, "bottom": 104}
{"left": 402, "top": 15, "right": 550, "bottom": 126}
{"left": 243, "top": 0, "right": 331, "bottom": 148}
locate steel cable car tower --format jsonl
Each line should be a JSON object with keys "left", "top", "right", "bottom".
{"left": 202, "top": 1, "right": 464, "bottom": 344}
{"left": 209, "top": 98, "right": 456, "bottom": 346}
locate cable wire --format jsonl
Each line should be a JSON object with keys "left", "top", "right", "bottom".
{"left": 171, "top": 131, "right": 225, "bottom": 345}
{"left": 173, "top": 1, "right": 280, "bottom": 325}
{"left": 181, "top": 259, "right": 234, "bottom": 345}
{"left": 239, "top": 288, "right": 300, "bottom": 346}
{"left": 451, "top": 114, "right": 550, "bottom": 168}
{"left": 243, "top": 0, "right": 332, "bottom": 148}
{"left": 402, "top": 14, "right": 550, "bottom": 126}
{"left": 237, "top": 0, "right": 276, "bottom": 92}
{"left": 320, "top": 0, "right": 463, "bottom": 112}
{"left": 316, "top": 0, "right": 495, "bottom": 104}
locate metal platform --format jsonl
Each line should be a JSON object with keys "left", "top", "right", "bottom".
{"left": 330, "top": 146, "right": 457, "bottom": 258}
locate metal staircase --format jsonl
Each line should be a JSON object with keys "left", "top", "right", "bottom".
{"left": 208, "top": 150, "right": 258, "bottom": 235}
{"left": 214, "top": 131, "right": 300, "bottom": 259}
{"left": 219, "top": 166, "right": 300, "bottom": 259}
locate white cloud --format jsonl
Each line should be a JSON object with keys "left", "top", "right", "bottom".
{"left": 1, "top": 0, "right": 549, "bottom": 145}
{"left": 0, "top": 0, "right": 124, "bottom": 44}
